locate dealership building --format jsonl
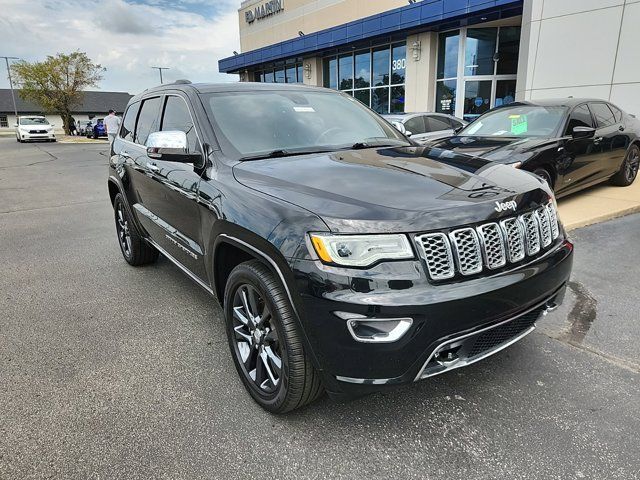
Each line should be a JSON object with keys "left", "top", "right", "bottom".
{"left": 219, "top": 0, "right": 640, "bottom": 120}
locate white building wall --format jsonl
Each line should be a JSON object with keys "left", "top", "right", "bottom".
{"left": 0, "top": 114, "right": 97, "bottom": 134}
{"left": 518, "top": 0, "right": 640, "bottom": 115}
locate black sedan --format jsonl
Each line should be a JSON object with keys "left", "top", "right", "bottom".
{"left": 429, "top": 99, "right": 640, "bottom": 197}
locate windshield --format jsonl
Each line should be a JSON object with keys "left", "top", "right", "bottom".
{"left": 202, "top": 90, "right": 409, "bottom": 158}
{"left": 459, "top": 105, "right": 567, "bottom": 138}
{"left": 20, "top": 117, "right": 49, "bottom": 125}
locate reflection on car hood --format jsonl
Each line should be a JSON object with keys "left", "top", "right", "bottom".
{"left": 429, "top": 135, "right": 559, "bottom": 163}
{"left": 233, "top": 146, "right": 552, "bottom": 233}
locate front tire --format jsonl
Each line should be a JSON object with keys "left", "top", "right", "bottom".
{"left": 113, "top": 193, "right": 158, "bottom": 266}
{"left": 610, "top": 145, "right": 639, "bottom": 187}
{"left": 223, "top": 260, "right": 323, "bottom": 413}
{"left": 533, "top": 168, "right": 554, "bottom": 189}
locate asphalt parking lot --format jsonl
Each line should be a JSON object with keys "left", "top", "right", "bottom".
{"left": 0, "top": 138, "right": 638, "bottom": 480}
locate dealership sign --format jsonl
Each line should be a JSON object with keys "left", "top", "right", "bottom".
{"left": 245, "top": 0, "right": 284, "bottom": 24}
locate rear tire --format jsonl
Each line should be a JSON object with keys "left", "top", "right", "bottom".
{"left": 113, "top": 193, "right": 158, "bottom": 266}
{"left": 223, "top": 260, "right": 323, "bottom": 413}
{"left": 610, "top": 145, "right": 639, "bottom": 187}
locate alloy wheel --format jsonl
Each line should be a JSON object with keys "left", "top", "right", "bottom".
{"left": 116, "top": 203, "right": 132, "bottom": 258}
{"left": 625, "top": 149, "right": 639, "bottom": 183}
{"left": 231, "top": 284, "right": 283, "bottom": 395}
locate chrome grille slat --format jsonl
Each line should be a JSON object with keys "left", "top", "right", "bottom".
{"left": 536, "top": 207, "right": 553, "bottom": 248}
{"left": 500, "top": 217, "right": 526, "bottom": 263}
{"left": 546, "top": 203, "right": 559, "bottom": 239}
{"left": 415, "top": 202, "right": 560, "bottom": 281}
{"left": 520, "top": 212, "right": 541, "bottom": 255}
{"left": 415, "top": 232, "right": 455, "bottom": 280}
{"left": 449, "top": 228, "right": 483, "bottom": 276}
{"left": 476, "top": 223, "right": 507, "bottom": 270}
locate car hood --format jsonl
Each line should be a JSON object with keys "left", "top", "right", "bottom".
{"left": 233, "top": 146, "right": 552, "bottom": 233}
{"left": 429, "top": 135, "right": 558, "bottom": 163}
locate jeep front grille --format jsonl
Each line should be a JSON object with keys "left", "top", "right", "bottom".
{"left": 415, "top": 202, "right": 560, "bottom": 281}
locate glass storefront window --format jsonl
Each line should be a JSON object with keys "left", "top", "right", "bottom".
{"left": 372, "top": 87, "right": 389, "bottom": 114}
{"left": 354, "top": 89, "right": 370, "bottom": 108}
{"left": 465, "top": 28, "right": 497, "bottom": 76}
{"left": 323, "top": 58, "right": 337, "bottom": 89}
{"left": 497, "top": 27, "right": 521, "bottom": 75}
{"left": 285, "top": 66, "right": 296, "bottom": 83}
{"left": 297, "top": 65, "right": 304, "bottom": 83}
{"left": 354, "top": 51, "right": 371, "bottom": 89}
{"left": 495, "top": 80, "right": 516, "bottom": 108}
{"left": 390, "top": 86, "right": 405, "bottom": 113}
{"left": 463, "top": 80, "right": 492, "bottom": 121}
{"left": 324, "top": 42, "right": 406, "bottom": 112}
{"left": 435, "top": 80, "right": 457, "bottom": 115}
{"left": 372, "top": 46, "right": 390, "bottom": 87}
{"left": 339, "top": 54, "right": 354, "bottom": 90}
{"left": 437, "top": 31, "right": 459, "bottom": 79}
{"left": 264, "top": 70, "right": 274, "bottom": 83}
{"left": 274, "top": 69, "right": 285, "bottom": 83}
{"left": 391, "top": 43, "right": 406, "bottom": 85}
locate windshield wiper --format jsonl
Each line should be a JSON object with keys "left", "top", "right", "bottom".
{"left": 349, "top": 141, "right": 408, "bottom": 150}
{"left": 239, "top": 148, "right": 335, "bottom": 161}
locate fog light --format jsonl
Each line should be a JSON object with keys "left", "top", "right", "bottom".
{"left": 336, "top": 313, "right": 413, "bottom": 343}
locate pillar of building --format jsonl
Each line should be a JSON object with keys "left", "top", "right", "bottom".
{"left": 302, "top": 57, "right": 323, "bottom": 87}
{"left": 404, "top": 32, "right": 437, "bottom": 113}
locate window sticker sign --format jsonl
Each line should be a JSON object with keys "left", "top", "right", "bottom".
{"left": 510, "top": 114, "right": 528, "bottom": 135}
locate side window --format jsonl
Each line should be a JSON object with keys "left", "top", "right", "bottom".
{"left": 425, "top": 115, "right": 453, "bottom": 132}
{"left": 119, "top": 102, "right": 140, "bottom": 142}
{"left": 449, "top": 119, "right": 463, "bottom": 130}
{"left": 590, "top": 103, "right": 616, "bottom": 128}
{"left": 134, "top": 97, "right": 162, "bottom": 146}
{"left": 565, "top": 104, "right": 593, "bottom": 135}
{"left": 609, "top": 104, "right": 623, "bottom": 123}
{"left": 404, "top": 116, "right": 426, "bottom": 135}
{"left": 161, "top": 96, "right": 199, "bottom": 153}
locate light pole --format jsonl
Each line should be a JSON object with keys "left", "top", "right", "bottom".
{"left": 1, "top": 56, "right": 19, "bottom": 120}
{"left": 151, "top": 66, "right": 170, "bottom": 84}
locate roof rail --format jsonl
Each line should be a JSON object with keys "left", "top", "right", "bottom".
{"left": 173, "top": 79, "right": 192, "bottom": 84}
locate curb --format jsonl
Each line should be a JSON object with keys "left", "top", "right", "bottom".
{"left": 564, "top": 204, "right": 640, "bottom": 231}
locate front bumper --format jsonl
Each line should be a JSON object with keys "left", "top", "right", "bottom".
{"left": 20, "top": 132, "right": 56, "bottom": 141}
{"left": 291, "top": 239, "right": 573, "bottom": 397}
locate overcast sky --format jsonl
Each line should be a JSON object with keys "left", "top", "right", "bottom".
{"left": 0, "top": 0, "right": 241, "bottom": 95}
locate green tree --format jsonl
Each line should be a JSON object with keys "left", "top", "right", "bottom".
{"left": 11, "top": 52, "right": 105, "bottom": 134}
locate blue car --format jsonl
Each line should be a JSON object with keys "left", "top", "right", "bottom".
{"left": 87, "top": 118, "right": 106, "bottom": 139}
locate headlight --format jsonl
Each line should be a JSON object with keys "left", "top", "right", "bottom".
{"left": 309, "top": 233, "right": 414, "bottom": 267}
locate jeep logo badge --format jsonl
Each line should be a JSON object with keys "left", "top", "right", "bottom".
{"left": 495, "top": 201, "right": 518, "bottom": 213}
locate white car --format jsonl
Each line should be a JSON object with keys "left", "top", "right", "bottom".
{"left": 15, "top": 116, "right": 56, "bottom": 143}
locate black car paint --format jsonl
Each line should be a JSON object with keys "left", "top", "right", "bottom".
{"left": 430, "top": 99, "right": 640, "bottom": 198}
{"left": 108, "top": 83, "right": 572, "bottom": 399}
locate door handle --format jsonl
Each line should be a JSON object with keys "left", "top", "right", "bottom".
{"left": 146, "top": 162, "right": 160, "bottom": 172}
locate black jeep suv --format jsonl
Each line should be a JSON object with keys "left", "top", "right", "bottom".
{"left": 107, "top": 82, "right": 573, "bottom": 413}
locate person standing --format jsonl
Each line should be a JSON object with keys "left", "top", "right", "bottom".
{"left": 104, "top": 109, "right": 121, "bottom": 144}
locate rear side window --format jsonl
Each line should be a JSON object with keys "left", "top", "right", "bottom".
{"left": 404, "top": 116, "right": 426, "bottom": 135}
{"left": 609, "top": 104, "right": 623, "bottom": 123}
{"left": 135, "top": 97, "right": 161, "bottom": 146}
{"left": 119, "top": 102, "right": 140, "bottom": 142}
{"left": 565, "top": 104, "right": 593, "bottom": 135}
{"left": 590, "top": 103, "right": 616, "bottom": 128}
{"left": 161, "top": 96, "right": 199, "bottom": 153}
{"left": 425, "top": 115, "right": 452, "bottom": 132}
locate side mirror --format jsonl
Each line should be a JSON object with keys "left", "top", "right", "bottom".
{"left": 146, "top": 130, "right": 202, "bottom": 164}
{"left": 454, "top": 125, "right": 465, "bottom": 134}
{"left": 391, "top": 121, "right": 407, "bottom": 135}
{"left": 572, "top": 126, "right": 596, "bottom": 139}
{"left": 405, "top": 130, "right": 413, "bottom": 137}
